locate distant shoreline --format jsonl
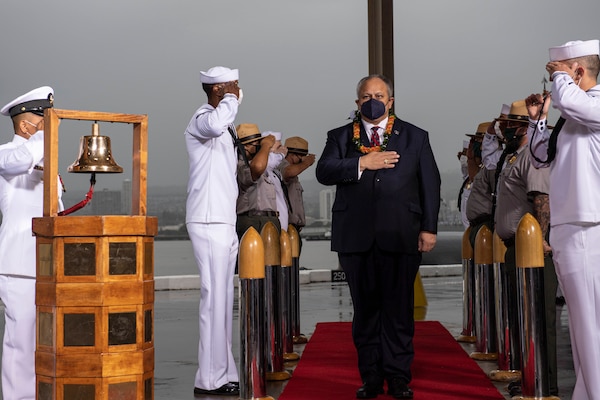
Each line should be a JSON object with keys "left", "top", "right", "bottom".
{"left": 155, "top": 224, "right": 464, "bottom": 241}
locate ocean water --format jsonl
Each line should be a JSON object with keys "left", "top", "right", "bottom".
{"left": 154, "top": 239, "right": 339, "bottom": 276}
{"left": 154, "top": 232, "right": 463, "bottom": 277}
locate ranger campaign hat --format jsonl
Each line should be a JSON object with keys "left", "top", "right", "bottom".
{"left": 495, "top": 100, "right": 528, "bottom": 124}
{"left": 285, "top": 136, "right": 309, "bottom": 156}
{"left": 1, "top": 86, "right": 54, "bottom": 117}
{"left": 199, "top": 66, "right": 239, "bottom": 84}
{"left": 237, "top": 123, "right": 262, "bottom": 144}
{"left": 466, "top": 122, "right": 491, "bottom": 139}
{"left": 549, "top": 40, "right": 600, "bottom": 61}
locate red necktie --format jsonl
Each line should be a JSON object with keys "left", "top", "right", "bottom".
{"left": 370, "top": 126, "right": 380, "bottom": 146}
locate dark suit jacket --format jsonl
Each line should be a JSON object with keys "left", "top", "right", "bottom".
{"left": 316, "top": 118, "right": 441, "bottom": 254}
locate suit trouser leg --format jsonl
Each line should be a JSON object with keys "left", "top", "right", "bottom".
{"left": 340, "top": 248, "right": 420, "bottom": 384}
{"left": 0, "top": 275, "right": 36, "bottom": 400}
{"left": 188, "top": 223, "right": 239, "bottom": 390}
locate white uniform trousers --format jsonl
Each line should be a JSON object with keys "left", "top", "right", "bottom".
{"left": 551, "top": 223, "right": 600, "bottom": 400}
{"left": 187, "top": 222, "right": 239, "bottom": 390}
{"left": 0, "top": 275, "right": 36, "bottom": 400}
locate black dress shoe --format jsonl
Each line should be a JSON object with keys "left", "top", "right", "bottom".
{"left": 356, "top": 382, "right": 384, "bottom": 399}
{"left": 507, "top": 382, "right": 522, "bottom": 397}
{"left": 387, "top": 377, "right": 413, "bottom": 399}
{"left": 194, "top": 382, "right": 240, "bottom": 396}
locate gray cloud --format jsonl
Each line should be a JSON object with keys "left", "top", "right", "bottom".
{"left": 1, "top": 0, "right": 599, "bottom": 193}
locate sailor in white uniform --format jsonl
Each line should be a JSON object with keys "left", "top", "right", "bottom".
{"left": 481, "top": 103, "right": 509, "bottom": 169}
{"left": 0, "top": 86, "right": 62, "bottom": 400}
{"left": 528, "top": 39, "right": 600, "bottom": 400}
{"left": 261, "top": 131, "right": 289, "bottom": 231}
{"left": 184, "top": 66, "right": 241, "bottom": 397}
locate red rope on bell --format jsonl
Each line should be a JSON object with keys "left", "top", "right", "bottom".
{"left": 58, "top": 173, "right": 96, "bottom": 216}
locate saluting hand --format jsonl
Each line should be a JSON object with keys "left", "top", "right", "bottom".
{"left": 302, "top": 153, "right": 316, "bottom": 166}
{"left": 218, "top": 80, "right": 240, "bottom": 98}
{"left": 260, "top": 134, "right": 276, "bottom": 149}
{"left": 546, "top": 61, "right": 577, "bottom": 81}
{"left": 525, "top": 93, "right": 551, "bottom": 120}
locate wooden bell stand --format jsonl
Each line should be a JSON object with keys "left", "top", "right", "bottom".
{"left": 32, "top": 109, "right": 158, "bottom": 400}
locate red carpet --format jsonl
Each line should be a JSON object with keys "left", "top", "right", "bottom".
{"left": 279, "top": 321, "right": 504, "bottom": 400}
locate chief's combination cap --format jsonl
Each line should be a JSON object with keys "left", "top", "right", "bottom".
{"left": 200, "top": 66, "right": 239, "bottom": 84}
{"left": 496, "top": 100, "right": 528, "bottom": 123}
{"left": 549, "top": 40, "right": 600, "bottom": 61}
{"left": 285, "top": 136, "right": 309, "bottom": 156}
{"left": 262, "top": 131, "right": 282, "bottom": 141}
{"left": 1, "top": 86, "right": 54, "bottom": 117}
{"left": 237, "top": 123, "right": 262, "bottom": 144}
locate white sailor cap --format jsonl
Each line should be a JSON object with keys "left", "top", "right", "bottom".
{"left": 549, "top": 40, "right": 600, "bottom": 61}
{"left": 1, "top": 86, "right": 54, "bottom": 117}
{"left": 500, "top": 103, "right": 510, "bottom": 116}
{"left": 262, "top": 131, "right": 282, "bottom": 141}
{"left": 199, "top": 66, "right": 239, "bottom": 84}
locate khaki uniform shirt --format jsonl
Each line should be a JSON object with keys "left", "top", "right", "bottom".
{"left": 495, "top": 144, "right": 550, "bottom": 240}
{"left": 283, "top": 162, "right": 306, "bottom": 228}
{"left": 236, "top": 158, "right": 277, "bottom": 214}
{"left": 279, "top": 159, "right": 306, "bottom": 228}
{"left": 466, "top": 167, "right": 495, "bottom": 223}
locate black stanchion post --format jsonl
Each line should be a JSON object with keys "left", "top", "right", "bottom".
{"left": 489, "top": 231, "right": 521, "bottom": 382}
{"left": 261, "top": 222, "right": 291, "bottom": 381}
{"left": 288, "top": 225, "right": 307, "bottom": 344}
{"left": 239, "top": 227, "right": 274, "bottom": 400}
{"left": 280, "top": 230, "right": 299, "bottom": 362}
{"left": 514, "top": 214, "right": 559, "bottom": 400}
{"left": 457, "top": 227, "right": 476, "bottom": 343}
{"left": 470, "top": 225, "right": 498, "bottom": 361}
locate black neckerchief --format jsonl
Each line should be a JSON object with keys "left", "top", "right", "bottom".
{"left": 530, "top": 117, "right": 565, "bottom": 164}
{"left": 228, "top": 126, "right": 249, "bottom": 167}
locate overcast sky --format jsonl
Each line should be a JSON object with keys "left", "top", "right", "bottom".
{"left": 1, "top": 0, "right": 599, "bottom": 194}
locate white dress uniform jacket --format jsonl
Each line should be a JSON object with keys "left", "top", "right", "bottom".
{"left": 0, "top": 130, "right": 63, "bottom": 400}
{"left": 530, "top": 71, "right": 600, "bottom": 400}
{"left": 530, "top": 73, "right": 600, "bottom": 225}
{"left": 0, "top": 132, "right": 46, "bottom": 276}
{"left": 184, "top": 93, "right": 240, "bottom": 391}
{"left": 185, "top": 94, "right": 239, "bottom": 225}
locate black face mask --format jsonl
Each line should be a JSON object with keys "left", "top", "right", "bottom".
{"left": 360, "top": 98, "right": 387, "bottom": 120}
{"left": 472, "top": 141, "right": 482, "bottom": 159}
{"left": 503, "top": 127, "right": 518, "bottom": 142}
{"left": 504, "top": 136, "right": 522, "bottom": 154}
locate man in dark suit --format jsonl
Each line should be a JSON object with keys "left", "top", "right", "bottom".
{"left": 316, "top": 74, "right": 440, "bottom": 399}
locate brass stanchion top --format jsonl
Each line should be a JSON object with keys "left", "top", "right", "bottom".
{"left": 516, "top": 213, "right": 544, "bottom": 268}
{"left": 287, "top": 224, "right": 300, "bottom": 258}
{"left": 474, "top": 225, "right": 493, "bottom": 264}
{"left": 280, "top": 229, "right": 292, "bottom": 267}
{"left": 238, "top": 227, "right": 265, "bottom": 279}
{"left": 462, "top": 226, "right": 473, "bottom": 259}
{"left": 493, "top": 230, "right": 506, "bottom": 264}
{"left": 261, "top": 222, "right": 280, "bottom": 266}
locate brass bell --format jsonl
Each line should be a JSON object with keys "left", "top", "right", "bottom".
{"left": 68, "top": 123, "right": 123, "bottom": 173}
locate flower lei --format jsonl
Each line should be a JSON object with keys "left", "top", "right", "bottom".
{"left": 351, "top": 111, "right": 396, "bottom": 154}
